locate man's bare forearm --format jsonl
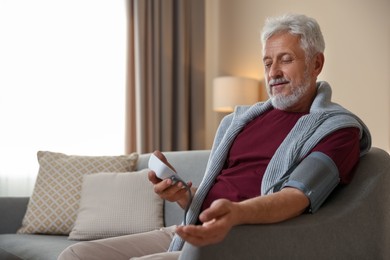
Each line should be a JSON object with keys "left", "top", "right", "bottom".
{"left": 233, "top": 187, "right": 309, "bottom": 225}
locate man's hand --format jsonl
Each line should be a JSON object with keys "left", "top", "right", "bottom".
{"left": 175, "top": 199, "right": 239, "bottom": 246}
{"left": 176, "top": 188, "right": 309, "bottom": 247}
{"left": 148, "top": 150, "right": 193, "bottom": 209}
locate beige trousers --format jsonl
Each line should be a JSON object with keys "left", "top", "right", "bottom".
{"left": 58, "top": 226, "right": 180, "bottom": 260}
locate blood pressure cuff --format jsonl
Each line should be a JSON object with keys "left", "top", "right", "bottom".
{"left": 281, "top": 151, "right": 340, "bottom": 213}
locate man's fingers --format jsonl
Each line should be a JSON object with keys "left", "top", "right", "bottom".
{"left": 148, "top": 171, "right": 161, "bottom": 184}
{"left": 176, "top": 225, "right": 221, "bottom": 246}
{"left": 199, "top": 199, "right": 230, "bottom": 223}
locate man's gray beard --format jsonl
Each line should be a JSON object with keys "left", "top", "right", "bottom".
{"left": 269, "top": 78, "right": 311, "bottom": 110}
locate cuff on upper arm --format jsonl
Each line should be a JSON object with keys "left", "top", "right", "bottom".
{"left": 282, "top": 151, "right": 340, "bottom": 213}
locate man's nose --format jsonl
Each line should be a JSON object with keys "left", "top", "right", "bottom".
{"left": 268, "top": 63, "right": 283, "bottom": 79}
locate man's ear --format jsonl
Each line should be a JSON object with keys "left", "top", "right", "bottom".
{"left": 313, "top": 52, "right": 325, "bottom": 76}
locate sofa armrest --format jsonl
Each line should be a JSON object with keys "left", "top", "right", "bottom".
{"left": 0, "top": 197, "right": 29, "bottom": 234}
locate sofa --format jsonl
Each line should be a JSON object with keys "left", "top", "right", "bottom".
{"left": 1, "top": 147, "right": 390, "bottom": 260}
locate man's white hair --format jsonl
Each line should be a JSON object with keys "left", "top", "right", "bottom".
{"left": 261, "top": 13, "right": 325, "bottom": 59}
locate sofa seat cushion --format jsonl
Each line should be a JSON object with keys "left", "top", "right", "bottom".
{"left": 0, "top": 234, "right": 78, "bottom": 260}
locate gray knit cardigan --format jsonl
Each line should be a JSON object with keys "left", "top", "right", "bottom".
{"left": 169, "top": 81, "right": 372, "bottom": 251}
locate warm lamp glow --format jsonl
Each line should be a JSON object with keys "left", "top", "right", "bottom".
{"left": 213, "top": 76, "right": 259, "bottom": 112}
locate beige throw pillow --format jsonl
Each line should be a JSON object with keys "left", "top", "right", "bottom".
{"left": 68, "top": 170, "right": 164, "bottom": 240}
{"left": 17, "top": 151, "right": 138, "bottom": 235}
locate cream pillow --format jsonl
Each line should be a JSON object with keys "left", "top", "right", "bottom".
{"left": 68, "top": 170, "right": 164, "bottom": 240}
{"left": 17, "top": 151, "right": 138, "bottom": 235}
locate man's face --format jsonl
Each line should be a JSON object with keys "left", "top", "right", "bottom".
{"left": 263, "top": 32, "right": 316, "bottom": 112}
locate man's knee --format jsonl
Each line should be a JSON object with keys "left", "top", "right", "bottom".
{"left": 58, "top": 242, "right": 88, "bottom": 260}
{"left": 57, "top": 227, "right": 176, "bottom": 260}
{"left": 130, "top": 251, "right": 181, "bottom": 260}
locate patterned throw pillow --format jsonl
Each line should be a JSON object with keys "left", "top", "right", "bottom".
{"left": 17, "top": 151, "right": 138, "bottom": 235}
{"left": 68, "top": 170, "right": 164, "bottom": 240}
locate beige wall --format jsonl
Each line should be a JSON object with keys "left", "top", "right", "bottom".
{"left": 205, "top": 0, "right": 390, "bottom": 152}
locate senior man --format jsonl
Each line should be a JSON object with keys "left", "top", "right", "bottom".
{"left": 59, "top": 13, "right": 371, "bottom": 260}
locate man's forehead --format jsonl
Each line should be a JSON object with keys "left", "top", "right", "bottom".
{"left": 263, "top": 33, "right": 303, "bottom": 58}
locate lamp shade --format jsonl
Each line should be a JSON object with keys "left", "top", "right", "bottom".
{"left": 213, "top": 76, "right": 259, "bottom": 112}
